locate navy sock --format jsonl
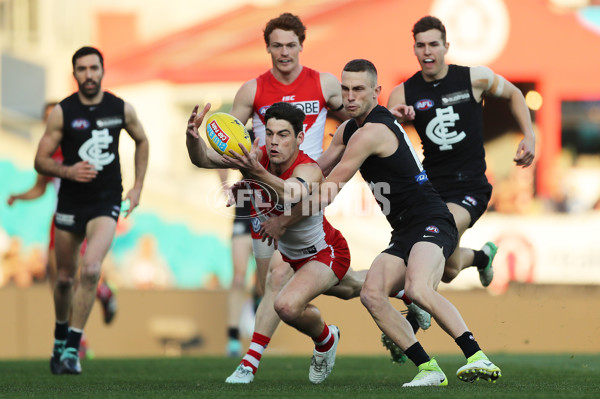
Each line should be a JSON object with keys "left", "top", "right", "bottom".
{"left": 66, "top": 328, "right": 83, "bottom": 351}
{"left": 455, "top": 331, "right": 481, "bottom": 359}
{"left": 228, "top": 327, "right": 240, "bottom": 341}
{"left": 54, "top": 321, "right": 68, "bottom": 341}
{"left": 404, "top": 342, "right": 430, "bottom": 367}
{"left": 472, "top": 250, "right": 488, "bottom": 270}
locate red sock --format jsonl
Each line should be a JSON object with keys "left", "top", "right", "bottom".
{"left": 240, "top": 332, "right": 270, "bottom": 374}
{"left": 313, "top": 324, "right": 334, "bottom": 353}
{"left": 390, "top": 290, "right": 412, "bottom": 305}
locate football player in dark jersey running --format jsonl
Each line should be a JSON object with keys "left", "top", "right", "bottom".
{"left": 34, "top": 46, "right": 149, "bottom": 375}
{"left": 388, "top": 16, "right": 535, "bottom": 289}
{"left": 383, "top": 15, "right": 535, "bottom": 366}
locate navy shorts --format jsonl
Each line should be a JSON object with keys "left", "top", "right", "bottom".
{"left": 433, "top": 178, "right": 492, "bottom": 227}
{"left": 383, "top": 214, "right": 458, "bottom": 262}
{"left": 55, "top": 196, "right": 121, "bottom": 235}
{"left": 232, "top": 200, "right": 252, "bottom": 237}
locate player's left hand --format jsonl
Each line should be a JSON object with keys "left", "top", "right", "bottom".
{"left": 260, "top": 216, "right": 287, "bottom": 249}
{"left": 123, "top": 187, "right": 142, "bottom": 217}
{"left": 222, "top": 137, "right": 262, "bottom": 174}
{"left": 514, "top": 136, "right": 535, "bottom": 168}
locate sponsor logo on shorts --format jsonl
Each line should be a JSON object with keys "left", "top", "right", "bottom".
{"left": 55, "top": 212, "right": 75, "bottom": 226}
{"left": 425, "top": 225, "right": 440, "bottom": 234}
{"left": 207, "top": 120, "right": 230, "bottom": 152}
{"left": 441, "top": 90, "right": 470, "bottom": 106}
{"left": 299, "top": 245, "right": 318, "bottom": 255}
{"left": 96, "top": 116, "right": 123, "bottom": 129}
{"left": 414, "top": 170, "right": 429, "bottom": 185}
{"left": 415, "top": 99, "right": 434, "bottom": 110}
{"left": 71, "top": 118, "right": 90, "bottom": 130}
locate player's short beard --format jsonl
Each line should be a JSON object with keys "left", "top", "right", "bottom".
{"left": 78, "top": 79, "right": 101, "bottom": 99}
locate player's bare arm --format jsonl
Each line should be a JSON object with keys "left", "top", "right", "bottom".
{"left": 321, "top": 72, "right": 349, "bottom": 121}
{"left": 7, "top": 174, "right": 51, "bottom": 205}
{"left": 316, "top": 120, "right": 350, "bottom": 177}
{"left": 230, "top": 79, "right": 258, "bottom": 124}
{"left": 186, "top": 104, "right": 232, "bottom": 169}
{"left": 471, "top": 66, "right": 535, "bottom": 167}
{"left": 123, "top": 102, "right": 149, "bottom": 216}
{"left": 34, "top": 104, "right": 98, "bottom": 182}
{"left": 387, "top": 83, "right": 415, "bottom": 123}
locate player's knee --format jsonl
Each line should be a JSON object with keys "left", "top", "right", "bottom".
{"left": 441, "top": 266, "right": 459, "bottom": 284}
{"left": 55, "top": 277, "right": 74, "bottom": 293}
{"left": 273, "top": 297, "right": 300, "bottom": 323}
{"left": 404, "top": 285, "right": 430, "bottom": 307}
{"left": 79, "top": 261, "right": 102, "bottom": 285}
{"left": 360, "top": 284, "right": 385, "bottom": 313}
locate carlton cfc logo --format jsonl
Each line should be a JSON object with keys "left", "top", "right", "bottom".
{"left": 415, "top": 99, "right": 434, "bottom": 111}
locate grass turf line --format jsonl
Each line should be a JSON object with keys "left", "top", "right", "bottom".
{"left": 0, "top": 354, "right": 598, "bottom": 398}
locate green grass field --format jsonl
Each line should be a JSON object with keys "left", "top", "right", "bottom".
{"left": 0, "top": 354, "right": 598, "bottom": 398}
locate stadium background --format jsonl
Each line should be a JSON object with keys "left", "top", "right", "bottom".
{"left": 1, "top": 0, "right": 600, "bottom": 358}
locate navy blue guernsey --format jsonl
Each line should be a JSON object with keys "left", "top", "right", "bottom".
{"left": 404, "top": 64, "right": 486, "bottom": 185}
{"left": 342, "top": 105, "right": 448, "bottom": 230}
{"left": 59, "top": 91, "right": 125, "bottom": 201}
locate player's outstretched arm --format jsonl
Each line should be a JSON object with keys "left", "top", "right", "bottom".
{"left": 7, "top": 174, "right": 51, "bottom": 205}
{"left": 472, "top": 66, "right": 535, "bottom": 168}
{"left": 186, "top": 104, "right": 231, "bottom": 169}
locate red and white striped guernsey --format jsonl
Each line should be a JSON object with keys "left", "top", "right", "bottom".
{"left": 252, "top": 67, "right": 327, "bottom": 160}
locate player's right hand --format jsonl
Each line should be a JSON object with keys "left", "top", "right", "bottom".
{"left": 67, "top": 161, "right": 98, "bottom": 182}
{"left": 389, "top": 104, "right": 415, "bottom": 122}
{"left": 186, "top": 103, "right": 211, "bottom": 139}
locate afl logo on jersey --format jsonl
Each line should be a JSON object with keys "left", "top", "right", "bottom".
{"left": 415, "top": 99, "right": 434, "bottom": 111}
{"left": 259, "top": 105, "right": 270, "bottom": 117}
{"left": 425, "top": 225, "right": 440, "bottom": 234}
{"left": 71, "top": 119, "right": 90, "bottom": 130}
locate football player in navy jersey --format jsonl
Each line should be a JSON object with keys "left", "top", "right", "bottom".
{"left": 388, "top": 16, "right": 535, "bottom": 289}
{"left": 34, "top": 46, "right": 148, "bottom": 375}
{"left": 262, "top": 59, "right": 502, "bottom": 387}
{"left": 383, "top": 15, "right": 535, "bottom": 366}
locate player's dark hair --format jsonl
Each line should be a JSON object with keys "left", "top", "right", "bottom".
{"left": 343, "top": 59, "right": 378, "bottom": 86}
{"left": 265, "top": 102, "right": 305, "bottom": 137}
{"left": 72, "top": 46, "right": 104, "bottom": 69}
{"left": 264, "top": 13, "right": 306, "bottom": 46}
{"left": 412, "top": 16, "right": 446, "bottom": 43}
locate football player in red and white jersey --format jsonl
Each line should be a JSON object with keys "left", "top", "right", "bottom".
{"left": 224, "top": 12, "right": 349, "bottom": 359}
{"left": 187, "top": 102, "right": 364, "bottom": 384}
